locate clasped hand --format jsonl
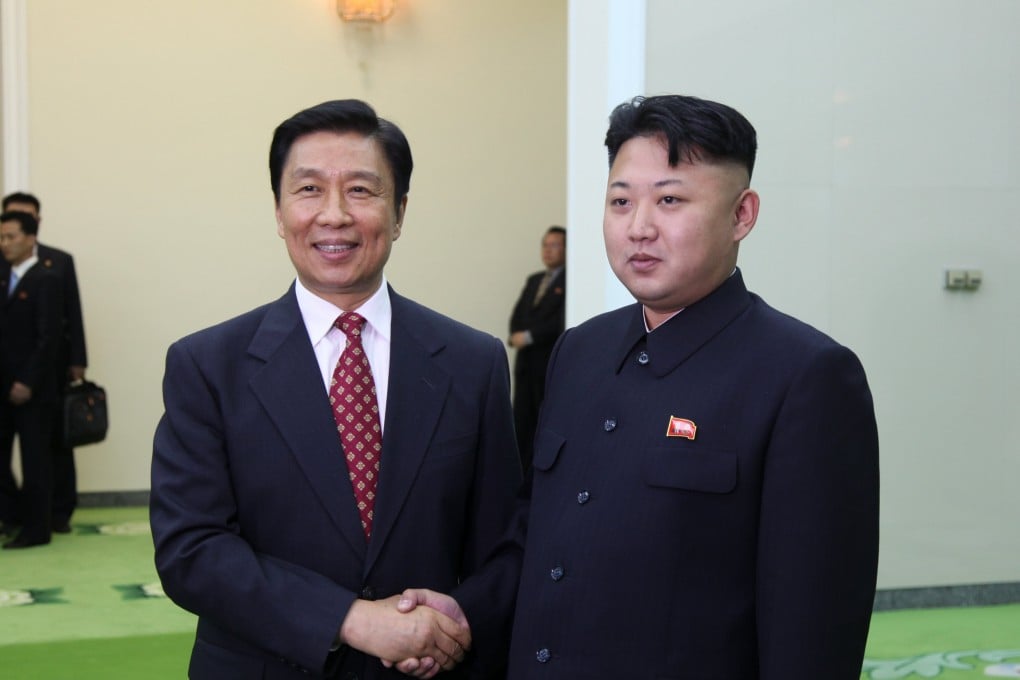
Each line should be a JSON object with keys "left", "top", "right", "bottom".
{"left": 341, "top": 590, "right": 471, "bottom": 679}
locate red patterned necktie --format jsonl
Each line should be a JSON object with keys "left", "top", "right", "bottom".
{"left": 330, "top": 312, "right": 382, "bottom": 540}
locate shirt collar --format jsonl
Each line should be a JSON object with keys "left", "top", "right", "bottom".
{"left": 11, "top": 254, "right": 39, "bottom": 279}
{"left": 294, "top": 276, "right": 392, "bottom": 345}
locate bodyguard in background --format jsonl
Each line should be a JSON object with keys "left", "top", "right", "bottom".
{"left": 508, "top": 226, "right": 565, "bottom": 470}
{"left": 1, "top": 192, "right": 87, "bottom": 534}
{"left": 0, "top": 211, "right": 64, "bottom": 549}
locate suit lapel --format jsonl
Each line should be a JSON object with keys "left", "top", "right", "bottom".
{"left": 247, "top": 288, "right": 368, "bottom": 561}
{"left": 364, "top": 289, "right": 451, "bottom": 573}
{"left": 0, "top": 261, "right": 10, "bottom": 305}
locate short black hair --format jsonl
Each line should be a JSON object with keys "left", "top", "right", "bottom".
{"left": 546, "top": 225, "right": 566, "bottom": 242}
{"left": 2, "top": 192, "right": 41, "bottom": 213}
{"left": 605, "top": 95, "right": 757, "bottom": 179}
{"left": 269, "top": 99, "right": 413, "bottom": 211}
{"left": 0, "top": 210, "right": 40, "bottom": 236}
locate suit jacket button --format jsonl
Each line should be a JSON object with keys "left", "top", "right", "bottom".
{"left": 603, "top": 418, "right": 617, "bottom": 432}
{"left": 536, "top": 648, "right": 551, "bottom": 663}
{"left": 577, "top": 490, "right": 590, "bottom": 504}
{"left": 550, "top": 566, "right": 564, "bottom": 581}
{"left": 637, "top": 351, "right": 649, "bottom": 365}
{"left": 360, "top": 585, "right": 376, "bottom": 600}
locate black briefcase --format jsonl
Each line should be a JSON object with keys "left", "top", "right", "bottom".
{"left": 63, "top": 380, "right": 108, "bottom": 448}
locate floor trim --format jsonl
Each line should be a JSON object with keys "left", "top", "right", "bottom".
{"left": 875, "top": 582, "right": 1020, "bottom": 610}
{"left": 78, "top": 490, "right": 150, "bottom": 508}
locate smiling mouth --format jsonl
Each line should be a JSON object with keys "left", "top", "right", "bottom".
{"left": 316, "top": 243, "right": 356, "bottom": 253}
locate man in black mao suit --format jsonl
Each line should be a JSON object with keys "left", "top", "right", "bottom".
{"left": 505, "top": 95, "right": 880, "bottom": 678}
{"left": 2, "top": 192, "right": 88, "bottom": 533}
{"left": 0, "top": 211, "right": 64, "bottom": 549}
{"left": 151, "top": 100, "right": 521, "bottom": 679}
{"left": 508, "top": 226, "right": 565, "bottom": 470}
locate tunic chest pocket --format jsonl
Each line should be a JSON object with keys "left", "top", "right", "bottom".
{"left": 531, "top": 429, "right": 567, "bottom": 471}
{"left": 643, "top": 447, "right": 737, "bottom": 494}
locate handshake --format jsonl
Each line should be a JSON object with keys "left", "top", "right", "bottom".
{"left": 339, "top": 588, "right": 471, "bottom": 679}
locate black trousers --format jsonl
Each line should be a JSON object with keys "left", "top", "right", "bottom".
{"left": 0, "top": 400, "right": 54, "bottom": 541}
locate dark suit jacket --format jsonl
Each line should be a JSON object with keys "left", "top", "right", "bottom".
{"left": 507, "top": 270, "right": 879, "bottom": 679}
{"left": 508, "top": 268, "right": 565, "bottom": 383}
{"left": 0, "top": 263, "right": 64, "bottom": 403}
{"left": 151, "top": 285, "right": 522, "bottom": 680}
{"left": 0, "top": 243, "right": 87, "bottom": 372}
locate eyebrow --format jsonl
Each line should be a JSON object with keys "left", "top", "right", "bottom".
{"left": 287, "top": 167, "right": 384, "bottom": 185}
{"left": 608, "top": 178, "right": 686, "bottom": 190}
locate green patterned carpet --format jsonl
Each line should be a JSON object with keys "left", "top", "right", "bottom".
{"left": 0, "top": 507, "right": 195, "bottom": 678}
{"left": 1, "top": 506, "right": 1018, "bottom": 678}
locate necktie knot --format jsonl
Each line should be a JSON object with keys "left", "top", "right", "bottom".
{"left": 336, "top": 312, "right": 366, "bottom": 338}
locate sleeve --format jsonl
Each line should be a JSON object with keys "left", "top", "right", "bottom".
{"left": 508, "top": 277, "right": 534, "bottom": 335}
{"left": 19, "top": 273, "right": 64, "bottom": 390}
{"left": 755, "top": 344, "right": 880, "bottom": 679}
{"left": 150, "top": 339, "right": 356, "bottom": 674}
{"left": 524, "top": 285, "right": 565, "bottom": 347}
{"left": 61, "top": 253, "right": 87, "bottom": 368}
{"left": 449, "top": 335, "right": 525, "bottom": 678}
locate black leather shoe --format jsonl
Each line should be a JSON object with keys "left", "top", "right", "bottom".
{"left": 0, "top": 522, "right": 18, "bottom": 537}
{"left": 3, "top": 535, "right": 51, "bottom": 549}
{"left": 53, "top": 521, "right": 72, "bottom": 534}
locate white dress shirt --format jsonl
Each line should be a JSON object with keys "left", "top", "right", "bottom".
{"left": 294, "top": 277, "right": 392, "bottom": 434}
{"left": 9, "top": 254, "right": 39, "bottom": 293}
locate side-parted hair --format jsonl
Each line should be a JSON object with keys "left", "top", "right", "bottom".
{"left": 2, "top": 191, "right": 41, "bottom": 213}
{"left": 269, "top": 99, "right": 413, "bottom": 212}
{"left": 605, "top": 95, "right": 757, "bottom": 179}
{"left": 546, "top": 225, "right": 566, "bottom": 241}
{"left": 0, "top": 210, "right": 40, "bottom": 236}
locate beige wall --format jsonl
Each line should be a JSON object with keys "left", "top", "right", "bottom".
{"left": 23, "top": 0, "right": 566, "bottom": 492}
{"left": 643, "top": 0, "right": 1020, "bottom": 588}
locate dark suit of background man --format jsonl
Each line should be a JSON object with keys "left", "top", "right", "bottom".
{"left": 0, "top": 211, "right": 64, "bottom": 549}
{"left": 508, "top": 226, "right": 565, "bottom": 470}
{"left": 506, "top": 95, "right": 880, "bottom": 678}
{"left": 1, "top": 192, "right": 87, "bottom": 534}
{"left": 151, "top": 99, "right": 522, "bottom": 680}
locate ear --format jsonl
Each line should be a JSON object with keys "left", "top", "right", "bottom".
{"left": 275, "top": 204, "right": 285, "bottom": 239}
{"left": 392, "top": 195, "right": 408, "bottom": 241}
{"left": 732, "top": 189, "right": 759, "bottom": 243}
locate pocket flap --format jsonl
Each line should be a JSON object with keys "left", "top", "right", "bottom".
{"left": 532, "top": 429, "right": 567, "bottom": 471}
{"left": 643, "top": 447, "right": 737, "bottom": 493}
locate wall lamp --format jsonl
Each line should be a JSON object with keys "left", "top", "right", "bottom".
{"left": 338, "top": 0, "right": 395, "bottom": 22}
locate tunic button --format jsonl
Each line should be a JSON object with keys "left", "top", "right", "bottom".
{"left": 536, "top": 648, "right": 551, "bottom": 663}
{"left": 637, "top": 351, "right": 649, "bottom": 365}
{"left": 550, "top": 566, "right": 564, "bottom": 581}
{"left": 603, "top": 418, "right": 617, "bottom": 432}
{"left": 577, "top": 490, "right": 590, "bottom": 504}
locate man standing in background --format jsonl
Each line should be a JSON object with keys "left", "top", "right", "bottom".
{"left": 508, "top": 226, "right": 565, "bottom": 470}
{"left": 0, "top": 211, "right": 63, "bottom": 548}
{"left": 1, "top": 192, "right": 87, "bottom": 535}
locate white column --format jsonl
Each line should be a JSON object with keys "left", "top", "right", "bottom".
{"left": 566, "top": 0, "right": 645, "bottom": 326}
{"left": 1, "top": 0, "right": 30, "bottom": 193}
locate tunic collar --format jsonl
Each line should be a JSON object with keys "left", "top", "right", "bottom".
{"left": 612, "top": 268, "right": 753, "bottom": 377}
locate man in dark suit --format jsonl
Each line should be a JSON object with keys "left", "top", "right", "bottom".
{"left": 1, "top": 192, "right": 88, "bottom": 534}
{"left": 0, "top": 211, "right": 64, "bottom": 549}
{"left": 151, "top": 100, "right": 522, "bottom": 679}
{"left": 504, "top": 95, "right": 880, "bottom": 678}
{"left": 508, "top": 226, "right": 565, "bottom": 470}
